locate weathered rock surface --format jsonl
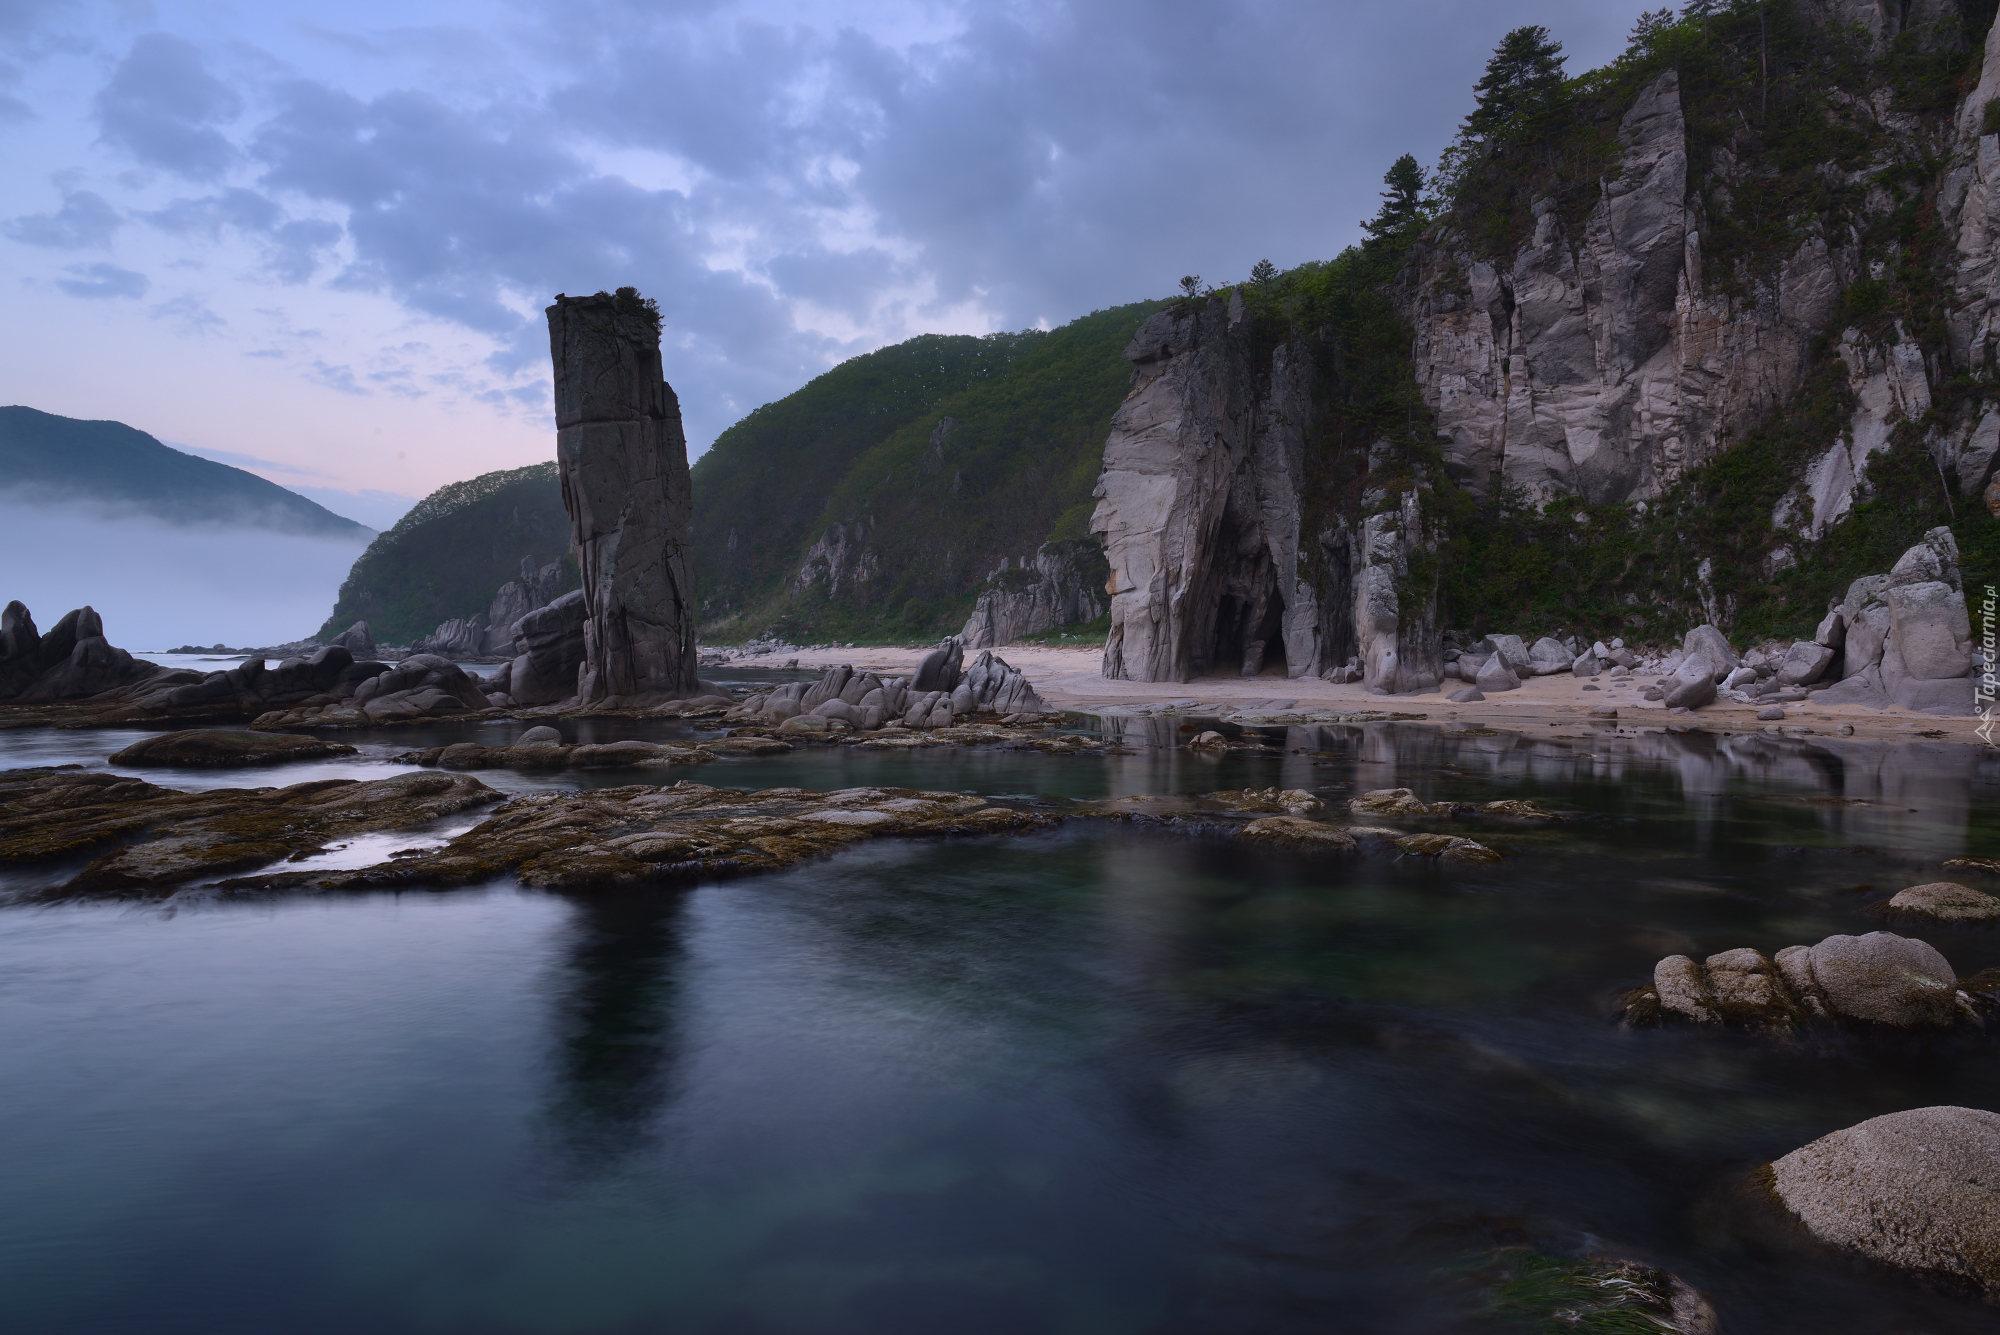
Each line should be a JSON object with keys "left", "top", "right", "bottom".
{"left": 1887, "top": 881, "right": 2000, "bottom": 923}
{"left": 0, "top": 603, "right": 162, "bottom": 703}
{"left": 548, "top": 290, "right": 699, "bottom": 704}
{"left": 959, "top": 540, "right": 1109, "bottom": 649}
{"left": 1819, "top": 529, "right": 1974, "bottom": 714}
{"left": 731, "top": 651, "right": 1048, "bottom": 730}
{"left": 1088, "top": 298, "right": 1438, "bottom": 691}
{"left": 0, "top": 768, "right": 502, "bottom": 893}
{"left": 1632, "top": 931, "right": 1970, "bottom": 1029}
{"left": 109, "top": 730, "right": 359, "bottom": 767}
{"left": 1238, "top": 815, "right": 1358, "bottom": 848}
{"left": 1770, "top": 1106, "right": 2000, "bottom": 1302}
{"left": 397, "top": 739, "right": 717, "bottom": 771}
{"left": 488, "top": 589, "right": 588, "bottom": 706}
{"left": 222, "top": 782, "right": 1056, "bottom": 892}
{"left": 1403, "top": 70, "right": 1842, "bottom": 503}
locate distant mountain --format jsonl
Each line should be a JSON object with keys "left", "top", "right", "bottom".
{"left": 690, "top": 300, "right": 1165, "bottom": 641}
{"left": 0, "top": 406, "right": 373, "bottom": 540}
{"left": 316, "top": 463, "right": 579, "bottom": 645}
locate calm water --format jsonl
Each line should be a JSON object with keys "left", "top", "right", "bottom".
{"left": 3, "top": 717, "right": 1999, "bottom": 1333}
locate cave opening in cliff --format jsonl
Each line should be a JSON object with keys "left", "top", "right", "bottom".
{"left": 1208, "top": 574, "right": 1287, "bottom": 679}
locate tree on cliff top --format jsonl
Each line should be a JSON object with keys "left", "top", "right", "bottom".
{"left": 1465, "top": 25, "right": 1568, "bottom": 139}
{"left": 1361, "top": 154, "right": 1429, "bottom": 245}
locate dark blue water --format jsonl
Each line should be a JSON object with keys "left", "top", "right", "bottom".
{"left": 2, "top": 721, "right": 1998, "bottom": 1332}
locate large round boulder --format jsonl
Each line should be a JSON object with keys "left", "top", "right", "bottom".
{"left": 1770, "top": 1106, "right": 2000, "bottom": 1301}
{"left": 1887, "top": 881, "right": 2000, "bottom": 924}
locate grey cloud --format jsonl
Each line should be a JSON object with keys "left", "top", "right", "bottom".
{"left": 145, "top": 188, "right": 284, "bottom": 237}
{"left": 55, "top": 262, "right": 148, "bottom": 298}
{"left": 2, "top": 190, "right": 122, "bottom": 248}
{"left": 151, "top": 293, "right": 225, "bottom": 332}
{"left": 95, "top": 33, "right": 242, "bottom": 180}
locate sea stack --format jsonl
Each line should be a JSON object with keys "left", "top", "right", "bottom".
{"left": 546, "top": 288, "right": 700, "bottom": 703}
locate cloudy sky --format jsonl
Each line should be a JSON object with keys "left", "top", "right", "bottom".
{"left": 1, "top": 0, "right": 1658, "bottom": 525}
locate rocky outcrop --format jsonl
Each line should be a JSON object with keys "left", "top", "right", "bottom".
{"left": 729, "top": 649, "right": 1050, "bottom": 731}
{"left": 481, "top": 556, "right": 571, "bottom": 653}
{"left": 548, "top": 290, "right": 700, "bottom": 704}
{"left": 328, "top": 621, "right": 376, "bottom": 659}
{"left": 108, "top": 730, "right": 358, "bottom": 766}
{"left": 791, "top": 518, "right": 877, "bottom": 597}
{"left": 1405, "top": 70, "right": 1843, "bottom": 503}
{"left": 1886, "top": 881, "right": 2000, "bottom": 922}
{"left": 1770, "top": 1106, "right": 2000, "bottom": 1303}
{"left": 959, "top": 539, "right": 1109, "bottom": 648}
{"left": 1818, "top": 528, "right": 1975, "bottom": 714}
{"left": 486, "top": 588, "right": 587, "bottom": 707}
{"left": 0, "top": 602, "right": 161, "bottom": 703}
{"left": 1630, "top": 931, "right": 1974, "bottom": 1029}
{"left": 1089, "top": 297, "right": 1432, "bottom": 689}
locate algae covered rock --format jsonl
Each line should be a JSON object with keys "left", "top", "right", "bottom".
{"left": 1631, "top": 931, "right": 1969, "bottom": 1029}
{"left": 1237, "top": 816, "right": 1356, "bottom": 849}
{"left": 1770, "top": 1106, "right": 2000, "bottom": 1303}
{"left": 109, "top": 730, "right": 358, "bottom": 767}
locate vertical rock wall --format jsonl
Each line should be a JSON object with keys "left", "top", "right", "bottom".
{"left": 547, "top": 292, "right": 700, "bottom": 703}
{"left": 1088, "top": 296, "right": 1436, "bottom": 691}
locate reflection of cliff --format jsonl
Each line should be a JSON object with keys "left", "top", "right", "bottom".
{"left": 543, "top": 893, "right": 687, "bottom": 1164}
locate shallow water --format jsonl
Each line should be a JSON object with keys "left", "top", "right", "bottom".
{"left": 3, "top": 719, "right": 1999, "bottom": 1332}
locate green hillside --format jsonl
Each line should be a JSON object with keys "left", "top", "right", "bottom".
{"left": 692, "top": 300, "right": 1165, "bottom": 641}
{"left": 317, "top": 463, "right": 578, "bottom": 645}
{"left": 0, "top": 405, "right": 372, "bottom": 539}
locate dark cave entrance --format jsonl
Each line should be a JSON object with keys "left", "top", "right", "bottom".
{"left": 1210, "top": 576, "right": 1287, "bottom": 678}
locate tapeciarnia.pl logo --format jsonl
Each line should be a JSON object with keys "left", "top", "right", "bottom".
{"left": 1978, "top": 584, "right": 1997, "bottom": 745}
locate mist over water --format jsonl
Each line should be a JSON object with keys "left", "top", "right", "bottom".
{"left": 0, "top": 491, "right": 367, "bottom": 648}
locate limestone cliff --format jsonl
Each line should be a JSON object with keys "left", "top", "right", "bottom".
{"left": 547, "top": 290, "right": 700, "bottom": 703}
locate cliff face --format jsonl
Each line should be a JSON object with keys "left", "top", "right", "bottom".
{"left": 958, "top": 539, "right": 1109, "bottom": 649}
{"left": 1405, "top": 69, "right": 1843, "bottom": 503}
{"left": 1089, "top": 296, "right": 1439, "bottom": 691}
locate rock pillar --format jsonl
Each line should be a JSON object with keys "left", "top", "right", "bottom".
{"left": 547, "top": 290, "right": 700, "bottom": 703}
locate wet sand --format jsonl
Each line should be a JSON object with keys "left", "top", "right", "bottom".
{"left": 713, "top": 644, "right": 1992, "bottom": 747}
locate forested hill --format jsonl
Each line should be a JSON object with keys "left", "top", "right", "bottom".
{"left": 0, "top": 406, "right": 372, "bottom": 539}
{"left": 691, "top": 300, "right": 1164, "bottom": 642}
{"left": 317, "top": 463, "right": 578, "bottom": 645}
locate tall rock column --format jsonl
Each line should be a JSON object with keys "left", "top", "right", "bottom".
{"left": 547, "top": 290, "right": 699, "bottom": 703}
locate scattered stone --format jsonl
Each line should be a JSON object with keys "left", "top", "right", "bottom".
{"left": 516, "top": 725, "right": 563, "bottom": 746}
{"left": 1448, "top": 687, "right": 1485, "bottom": 703}
{"left": 108, "top": 730, "right": 359, "bottom": 767}
{"left": 1587, "top": 706, "right": 1617, "bottom": 719}
{"left": 1943, "top": 857, "right": 2000, "bottom": 875}
{"left": 1680, "top": 624, "right": 1740, "bottom": 679}
{"left": 1188, "top": 730, "right": 1227, "bottom": 749}
{"left": 1776, "top": 640, "right": 1835, "bottom": 687}
{"left": 1237, "top": 816, "right": 1357, "bottom": 849}
{"left": 1474, "top": 654, "right": 1521, "bottom": 694}
{"left": 1769, "top": 1106, "right": 2000, "bottom": 1303}
{"left": 1886, "top": 881, "right": 2000, "bottom": 923}
{"left": 1350, "top": 787, "right": 1447, "bottom": 817}
{"left": 1756, "top": 706, "right": 1786, "bottom": 721}
{"left": 1527, "top": 636, "right": 1572, "bottom": 675}
{"left": 1394, "top": 832, "right": 1501, "bottom": 863}
{"left": 397, "top": 740, "right": 713, "bottom": 771}
{"left": 1663, "top": 656, "right": 1718, "bottom": 710}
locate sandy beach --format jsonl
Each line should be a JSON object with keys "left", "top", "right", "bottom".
{"left": 712, "top": 643, "right": 1992, "bottom": 747}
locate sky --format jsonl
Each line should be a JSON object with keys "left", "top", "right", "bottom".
{"left": 0, "top": 0, "right": 1662, "bottom": 526}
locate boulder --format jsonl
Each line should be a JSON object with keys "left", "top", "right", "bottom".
{"left": 1527, "top": 636, "right": 1572, "bottom": 675}
{"left": 1636, "top": 931, "right": 1964, "bottom": 1029}
{"left": 1237, "top": 816, "right": 1357, "bottom": 849}
{"left": 547, "top": 289, "right": 700, "bottom": 703}
{"left": 1776, "top": 640, "right": 1835, "bottom": 687}
{"left": 1, "top": 604, "right": 162, "bottom": 704}
{"left": 503, "top": 590, "right": 588, "bottom": 706}
{"left": 1887, "top": 525, "right": 1962, "bottom": 590}
{"left": 330, "top": 621, "right": 376, "bottom": 659}
{"left": 1770, "top": 1106, "right": 2000, "bottom": 1302}
{"left": 1680, "top": 624, "right": 1739, "bottom": 679}
{"left": 1483, "top": 634, "right": 1532, "bottom": 675}
{"left": 517, "top": 725, "right": 564, "bottom": 746}
{"left": 1887, "top": 881, "right": 2000, "bottom": 923}
{"left": 1448, "top": 686, "right": 1485, "bottom": 703}
{"left": 109, "top": 730, "right": 359, "bottom": 766}
{"left": 1813, "top": 608, "right": 1846, "bottom": 649}
{"left": 1474, "top": 654, "right": 1520, "bottom": 693}
{"left": 1882, "top": 580, "right": 1974, "bottom": 713}
{"left": 1662, "top": 657, "right": 1718, "bottom": 709}
{"left": 912, "top": 637, "right": 965, "bottom": 692}
{"left": 1571, "top": 652, "right": 1600, "bottom": 676}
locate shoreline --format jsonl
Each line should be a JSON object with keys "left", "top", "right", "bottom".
{"left": 708, "top": 643, "right": 1994, "bottom": 748}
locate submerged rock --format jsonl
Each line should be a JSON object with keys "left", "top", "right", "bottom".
{"left": 1394, "top": 832, "right": 1501, "bottom": 863}
{"left": 396, "top": 740, "right": 715, "bottom": 771}
{"left": 1237, "top": 816, "right": 1356, "bottom": 849}
{"left": 108, "top": 730, "right": 358, "bottom": 767}
{"left": 1769, "top": 1106, "right": 2000, "bottom": 1303}
{"left": 1885, "top": 881, "right": 2000, "bottom": 924}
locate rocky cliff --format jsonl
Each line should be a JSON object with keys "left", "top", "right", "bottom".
{"left": 1091, "top": 294, "right": 1440, "bottom": 691}
{"left": 548, "top": 289, "right": 700, "bottom": 704}
{"left": 958, "top": 540, "right": 1109, "bottom": 649}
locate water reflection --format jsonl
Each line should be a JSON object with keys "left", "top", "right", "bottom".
{"left": 540, "top": 891, "right": 688, "bottom": 1167}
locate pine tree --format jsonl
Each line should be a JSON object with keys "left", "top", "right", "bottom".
{"left": 1361, "top": 154, "right": 1428, "bottom": 242}
{"left": 1465, "top": 26, "right": 1567, "bottom": 139}
{"left": 1250, "top": 258, "right": 1278, "bottom": 289}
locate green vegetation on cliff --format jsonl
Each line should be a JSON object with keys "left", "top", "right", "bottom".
{"left": 692, "top": 301, "right": 1165, "bottom": 642}
{"left": 317, "top": 463, "right": 577, "bottom": 645}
